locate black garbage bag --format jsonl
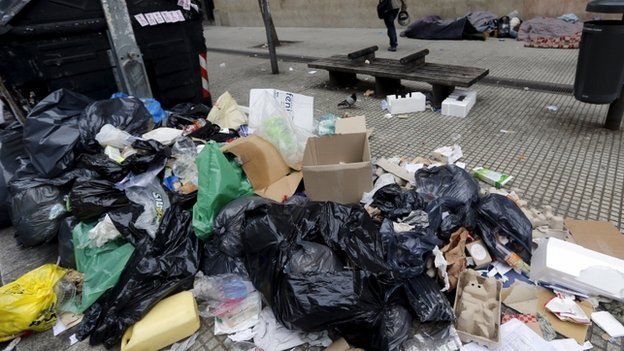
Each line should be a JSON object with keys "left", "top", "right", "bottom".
{"left": 414, "top": 165, "right": 480, "bottom": 207}
{"left": 78, "top": 154, "right": 126, "bottom": 182}
{"left": 213, "top": 196, "right": 274, "bottom": 257}
{"left": 476, "top": 194, "right": 533, "bottom": 263}
{"left": 380, "top": 219, "right": 442, "bottom": 277}
{"left": 121, "top": 139, "right": 171, "bottom": 175}
{"left": 200, "top": 236, "right": 249, "bottom": 278}
{"left": 0, "top": 122, "right": 26, "bottom": 228}
{"left": 372, "top": 184, "right": 424, "bottom": 220}
{"left": 58, "top": 216, "right": 78, "bottom": 269}
{"left": 426, "top": 197, "right": 476, "bottom": 240}
{"left": 23, "top": 89, "right": 92, "bottom": 177}
{"left": 77, "top": 206, "right": 200, "bottom": 348}
{"left": 106, "top": 204, "right": 151, "bottom": 248}
{"left": 166, "top": 103, "right": 211, "bottom": 128}
{"left": 10, "top": 184, "right": 66, "bottom": 246}
{"left": 403, "top": 275, "right": 455, "bottom": 322}
{"left": 78, "top": 96, "right": 153, "bottom": 154}
{"left": 70, "top": 179, "right": 129, "bottom": 222}
{"left": 287, "top": 241, "right": 344, "bottom": 274}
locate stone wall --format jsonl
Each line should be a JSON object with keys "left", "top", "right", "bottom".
{"left": 213, "top": 0, "right": 599, "bottom": 28}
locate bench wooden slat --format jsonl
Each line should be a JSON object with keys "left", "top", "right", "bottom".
{"left": 308, "top": 56, "right": 488, "bottom": 87}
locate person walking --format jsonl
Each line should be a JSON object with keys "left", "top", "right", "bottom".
{"left": 379, "top": 0, "right": 403, "bottom": 51}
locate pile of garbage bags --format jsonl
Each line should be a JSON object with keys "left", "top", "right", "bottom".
{"left": 0, "top": 88, "right": 534, "bottom": 351}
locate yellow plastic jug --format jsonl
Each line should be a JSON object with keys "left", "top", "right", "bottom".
{"left": 121, "top": 291, "right": 200, "bottom": 351}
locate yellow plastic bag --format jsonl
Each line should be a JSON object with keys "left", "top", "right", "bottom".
{"left": 0, "top": 264, "right": 67, "bottom": 341}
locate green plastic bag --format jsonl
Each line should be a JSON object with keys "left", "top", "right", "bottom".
{"left": 192, "top": 141, "right": 253, "bottom": 240}
{"left": 63, "top": 222, "right": 134, "bottom": 314}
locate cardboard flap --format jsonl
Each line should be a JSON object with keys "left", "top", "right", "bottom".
{"left": 256, "top": 172, "right": 303, "bottom": 202}
{"left": 376, "top": 158, "right": 413, "bottom": 182}
{"left": 221, "top": 135, "right": 290, "bottom": 190}
{"left": 303, "top": 162, "right": 370, "bottom": 172}
{"left": 335, "top": 116, "right": 366, "bottom": 134}
{"left": 565, "top": 219, "right": 624, "bottom": 260}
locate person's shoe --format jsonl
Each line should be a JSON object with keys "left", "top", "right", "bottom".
{"left": 388, "top": 46, "right": 397, "bottom": 52}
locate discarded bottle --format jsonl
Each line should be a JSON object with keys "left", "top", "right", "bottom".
{"left": 496, "top": 243, "right": 531, "bottom": 275}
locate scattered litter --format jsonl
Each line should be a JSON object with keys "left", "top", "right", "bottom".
{"left": 384, "top": 113, "right": 394, "bottom": 119}
{"left": 364, "top": 59, "right": 371, "bottom": 64}
{"left": 308, "top": 70, "right": 317, "bottom": 74}
{"left": 500, "top": 129, "right": 515, "bottom": 134}
{"left": 545, "top": 292, "right": 591, "bottom": 324}
{"left": 546, "top": 105, "right": 559, "bottom": 112}
{"left": 432, "top": 145, "right": 463, "bottom": 164}
{"left": 381, "top": 99, "right": 390, "bottom": 111}
{"left": 591, "top": 311, "right": 624, "bottom": 338}
{"left": 472, "top": 167, "right": 513, "bottom": 188}
{"left": 288, "top": 67, "right": 294, "bottom": 71}
{"left": 363, "top": 89, "right": 375, "bottom": 97}
{"left": 219, "top": 62, "right": 226, "bottom": 68}
{"left": 463, "top": 318, "right": 556, "bottom": 351}
{"left": 165, "top": 332, "right": 199, "bottom": 351}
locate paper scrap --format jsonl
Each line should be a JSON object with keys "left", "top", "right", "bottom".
{"left": 502, "top": 281, "right": 539, "bottom": 315}
{"left": 53, "top": 319, "right": 67, "bottom": 336}
{"left": 144, "top": 13, "right": 158, "bottom": 26}
{"left": 591, "top": 311, "right": 624, "bottom": 338}
{"left": 134, "top": 14, "right": 149, "bottom": 27}
{"left": 545, "top": 292, "right": 591, "bottom": 325}
{"left": 536, "top": 290, "right": 593, "bottom": 344}
{"left": 549, "top": 338, "right": 584, "bottom": 351}
{"left": 462, "top": 318, "right": 557, "bottom": 351}
{"left": 404, "top": 163, "right": 424, "bottom": 173}
{"left": 152, "top": 11, "right": 165, "bottom": 24}
{"left": 177, "top": 0, "right": 191, "bottom": 10}
{"left": 69, "top": 334, "right": 79, "bottom": 346}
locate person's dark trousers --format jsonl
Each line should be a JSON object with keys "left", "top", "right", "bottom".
{"left": 383, "top": 9, "right": 400, "bottom": 48}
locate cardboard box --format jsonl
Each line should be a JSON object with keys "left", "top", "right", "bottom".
{"left": 565, "top": 219, "right": 624, "bottom": 260}
{"left": 221, "top": 135, "right": 302, "bottom": 202}
{"left": 454, "top": 269, "right": 502, "bottom": 348}
{"left": 530, "top": 238, "right": 624, "bottom": 301}
{"left": 335, "top": 116, "right": 367, "bottom": 134}
{"left": 302, "top": 131, "right": 373, "bottom": 204}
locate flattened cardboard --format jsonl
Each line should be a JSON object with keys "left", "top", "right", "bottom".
{"left": 302, "top": 132, "right": 372, "bottom": 204}
{"left": 376, "top": 158, "right": 413, "bottom": 182}
{"left": 565, "top": 219, "right": 624, "bottom": 260}
{"left": 335, "top": 116, "right": 367, "bottom": 134}
{"left": 501, "top": 281, "right": 540, "bottom": 315}
{"left": 536, "top": 290, "right": 593, "bottom": 344}
{"left": 221, "top": 135, "right": 301, "bottom": 202}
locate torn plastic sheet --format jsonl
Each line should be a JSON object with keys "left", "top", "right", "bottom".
{"left": 433, "top": 246, "right": 451, "bottom": 292}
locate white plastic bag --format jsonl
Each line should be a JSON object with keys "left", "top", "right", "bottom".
{"left": 124, "top": 177, "right": 171, "bottom": 238}
{"left": 250, "top": 91, "right": 312, "bottom": 168}
{"left": 142, "top": 128, "right": 183, "bottom": 146}
{"left": 88, "top": 214, "right": 121, "bottom": 248}
{"left": 95, "top": 124, "right": 136, "bottom": 149}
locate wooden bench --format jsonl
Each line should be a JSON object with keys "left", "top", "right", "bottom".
{"left": 308, "top": 46, "right": 489, "bottom": 108}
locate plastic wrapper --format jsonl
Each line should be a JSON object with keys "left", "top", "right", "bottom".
{"left": 380, "top": 219, "right": 442, "bottom": 277}
{"left": 58, "top": 216, "right": 78, "bottom": 269}
{"left": 95, "top": 124, "right": 136, "bottom": 149}
{"left": 0, "top": 122, "right": 26, "bottom": 227}
{"left": 192, "top": 272, "right": 255, "bottom": 317}
{"left": 214, "top": 291, "right": 263, "bottom": 334}
{"left": 78, "top": 96, "right": 153, "bottom": 153}
{"left": 0, "top": 264, "right": 67, "bottom": 341}
{"left": 64, "top": 222, "right": 134, "bottom": 314}
{"left": 250, "top": 90, "right": 311, "bottom": 167}
{"left": 77, "top": 206, "right": 201, "bottom": 348}
{"left": 403, "top": 322, "right": 462, "bottom": 351}
{"left": 371, "top": 184, "right": 424, "bottom": 220}
{"left": 213, "top": 196, "right": 274, "bottom": 257}
{"left": 317, "top": 114, "right": 339, "bottom": 135}
{"left": 22, "top": 89, "right": 92, "bottom": 177}
{"left": 168, "top": 137, "right": 199, "bottom": 194}
{"left": 476, "top": 194, "right": 533, "bottom": 263}
{"left": 10, "top": 184, "right": 66, "bottom": 246}
{"left": 414, "top": 165, "right": 480, "bottom": 207}
{"left": 166, "top": 103, "right": 211, "bottom": 128}
{"left": 192, "top": 142, "right": 254, "bottom": 239}
{"left": 69, "top": 179, "right": 129, "bottom": 222}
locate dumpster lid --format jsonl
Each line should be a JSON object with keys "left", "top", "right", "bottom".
{"left": 587, "top": 0, "right": 624, "bottom": 13}
{"left": 0, "top": 0, "right": 31, "bottom": 27}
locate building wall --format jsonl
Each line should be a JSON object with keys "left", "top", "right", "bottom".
{"left": 213, "top": 0, "right": 599, "bottom": 28}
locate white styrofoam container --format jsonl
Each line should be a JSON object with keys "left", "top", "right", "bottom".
{"left": 386, "top": 92, "right": 426, "bottom": 114}
{"left": 441, "top": 89, "right": 477, "bottom": 118}
{"left": 530, "top": 238, "right": 624, "bottom": 301}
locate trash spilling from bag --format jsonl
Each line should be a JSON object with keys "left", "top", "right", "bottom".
{"left": 1, "top": 87, "right": 623, "bottom": 351}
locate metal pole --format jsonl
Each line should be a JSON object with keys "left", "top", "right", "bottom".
{"left": 100, "top": 0, "right": 153, "bottom": 98}
{"left": 605, "top": 88, "right": 624, "bottom": 130}
{"left": 260, "top": 0, "right": 279, "bottom": 74}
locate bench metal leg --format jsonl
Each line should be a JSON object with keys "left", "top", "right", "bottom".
{"left": 328, "top": 71, "right": 358, "bottom": 86}
{"left": 431, "top": 84, "right": 455, "bottom": 109}
{"left": 375, "top": 77, "right": 402, "bottom": 96}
